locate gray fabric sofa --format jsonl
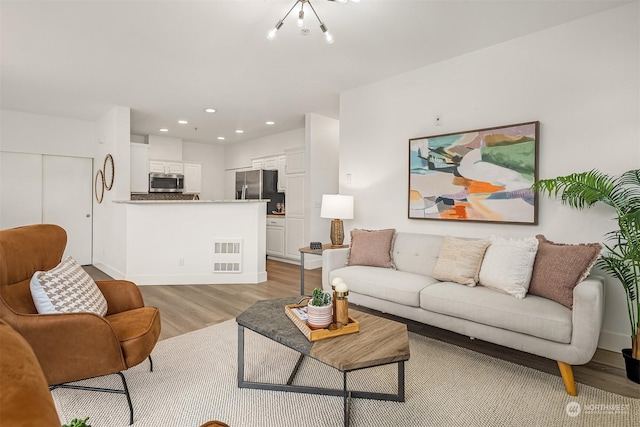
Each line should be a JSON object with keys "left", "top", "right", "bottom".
{"left": 321, "top": 232, "right": 605, "bottom": 396}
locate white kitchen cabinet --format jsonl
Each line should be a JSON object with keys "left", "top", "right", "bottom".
{"left": 263, "top": 157, "right": 278, "bottom": 170}
{"left": 149, "top": 160, "right": 165, "bottom": 173}
{"left": 285, "top": 173, "right": 305, "bottom": 216}
{"left": 251, "top": 159, "right": 264, "bottom": 170}
{"left": 277, "top": 155, "right": 286, "bottom": 192}
{"left": 167, "top": 162, "right": 183, "bottom": 174}
{"left": 149, "top": 160, "right": 184, "bottom": 174}
{"left": 183, "top": 162, "right": 202, "bottom": 194}
{"left": 285, "top": 147, "right": 305, "bottom": 174}
{"left": 284, "top": 173, "right": 306, "bottom": 260}
{"left": 130, "top": 143, "right": 149, "bottom": 193}
{"left": 266, "top": 216, "right": 285, "bottom": 258}
{"left": 285, "top": 217, "right": 305, "bottom": 259}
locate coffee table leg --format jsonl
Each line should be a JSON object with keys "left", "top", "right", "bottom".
{"left": 237, "top": 325, "right": 245, "bottom": 386}
{"left": 343, "top": 372, "right": 351, "bottom": 427}
{"left": 398, "top": 361, "right": 405, "bottom": 402}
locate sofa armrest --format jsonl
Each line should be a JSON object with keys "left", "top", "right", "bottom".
{"left": 96, "top": 280, "right": 145, "bottom": 315}
{"left": 569, "top": 275, "right": 605, "bottom": 364}
{"left": 322, "top": 248, "right": 350, "bottom": 291}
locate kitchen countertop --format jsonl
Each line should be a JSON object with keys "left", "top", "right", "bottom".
{"left": 114, "top": 199, "right": 270, "bottom": 204}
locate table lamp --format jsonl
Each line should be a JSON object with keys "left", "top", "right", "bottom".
{"left": 320, "top": 194, "right": 354, "bottom": 247}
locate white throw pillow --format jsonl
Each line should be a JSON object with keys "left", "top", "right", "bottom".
{"left": 478, "top": 236, "right": 539, "bottom": 299}
{"left": 30, "top": 256, "right": 108, "bottom": 316}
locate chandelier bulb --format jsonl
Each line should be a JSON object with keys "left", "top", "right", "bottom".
{"left": 267, "top": 20, "right": 284, "bottom": 41}
{"left": 320, "top": 23, "right": 334, "bottom": 44}
{"left": 297, "top": 10, "right": 304, "bottom": 28}
{"left": 325, "top": 31, "right": 334, "bottom": 44}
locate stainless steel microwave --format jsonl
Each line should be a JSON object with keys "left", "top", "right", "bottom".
{"left": 149, "top": 173, "right": 184, "bottom": 193}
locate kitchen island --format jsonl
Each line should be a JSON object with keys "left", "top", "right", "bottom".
{"left": 99, "top": 200, "right": 267, "bottom": 285}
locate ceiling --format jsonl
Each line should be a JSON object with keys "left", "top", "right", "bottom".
{"left": 0, "top": 0, "right": 629, "bottom": 145}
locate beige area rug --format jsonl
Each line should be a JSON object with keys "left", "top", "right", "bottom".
{"left": 53, "top": 319, "right": 638, "bottom": 427}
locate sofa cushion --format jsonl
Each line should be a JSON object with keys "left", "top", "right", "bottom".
{"left": 432, "top": 236, "right": 490, "bottom": 286}
{"left": 30, "top": 256, "right": 108, "bottom": 316}
{"left": 347, "top": 229, "right": 396, "bottom": 268}
{"left": 391, "top": 233, "right": 445, "bottom": 276}
{"left": 420, "top": 282, "right": 572, "bottom": 343}
{"left": 330, "top": 266, "right": 438, "bottom": 307}
{"left": 528, "top": 235, "right": 601, "bottom": 309}
{"left": 478, "top": 236, "right": 538, "bottom": 299}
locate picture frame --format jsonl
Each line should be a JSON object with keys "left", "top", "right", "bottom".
{"left": 408, "top": 121, "right": 539, "bottom": 224}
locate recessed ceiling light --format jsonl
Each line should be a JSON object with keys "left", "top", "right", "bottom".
{"left": 217, "top": 136, "right": 225, "bottom": 140}
{"left": 159, "top": 128, "right": 169, "bottom": 132}
{"left": 178, "top": 120, "right": 188, "bottom": 124}
{"left": 266, "top": 121, "right": 275, "bottom": 125}
{"left": 235, "top": 129, "right": 244, "bottom": 134}
{"left": 204, "top": 108, "right": 216, "bottom": 113}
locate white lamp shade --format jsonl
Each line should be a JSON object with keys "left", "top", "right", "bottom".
{"left": 320, "top": 194, "right": 354, "bottom": 219}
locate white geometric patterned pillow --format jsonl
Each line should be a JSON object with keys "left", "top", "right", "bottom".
{"left": 30, "top": 256, "right": 108, "bottom": 316}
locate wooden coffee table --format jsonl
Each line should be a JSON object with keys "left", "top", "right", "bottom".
{"left": 236, "top": 297, "right": 410, "bottom": 427}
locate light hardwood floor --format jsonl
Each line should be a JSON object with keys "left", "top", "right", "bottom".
{"left": 86, "top": 260, "right": 639, "bottom": 398}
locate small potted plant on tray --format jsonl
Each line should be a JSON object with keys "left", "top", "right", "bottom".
{"left": 63, "top": 417, "right": 91, "bottom": 427}
{"left": 307, "top": 288, "right": 333, "bottom": 330}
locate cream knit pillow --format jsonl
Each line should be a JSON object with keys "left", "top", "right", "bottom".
{"left": 432, "top": 236, "right": 490, "bottom": 286}
{"left": 30, "top": 256, "right": 108, "bottom": 316}
{"left": 478, "top": 236, "right": 539, "bottom": 299}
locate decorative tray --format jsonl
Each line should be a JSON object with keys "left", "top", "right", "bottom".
{"left": 285, "top": 303, "right": 359, "bottom": 342}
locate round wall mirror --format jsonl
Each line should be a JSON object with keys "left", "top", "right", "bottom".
{"left": 95, "top": 169, "right": 104, "bottom": 204}
{"left": 103, "top": 153, "right": 114, "bottom": 190}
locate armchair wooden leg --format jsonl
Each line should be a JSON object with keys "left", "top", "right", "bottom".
{"left": 557, "top": 361, "right": 577, "bottom": 396}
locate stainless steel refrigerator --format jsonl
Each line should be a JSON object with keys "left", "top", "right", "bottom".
{"left": 235, "top": 169, "right": 278, "bottom": 200}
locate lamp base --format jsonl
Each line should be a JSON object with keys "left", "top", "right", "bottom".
{"left": 329, "top": 219, "right": 344, "bottom": 247}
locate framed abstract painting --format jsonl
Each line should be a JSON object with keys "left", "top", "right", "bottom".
{"left": 408, "top": 121, "right": 539, "bottom": 224}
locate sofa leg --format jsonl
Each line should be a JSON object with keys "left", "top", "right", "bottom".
{"left": 557, "top": 361, "right": 577, "bottom": 396}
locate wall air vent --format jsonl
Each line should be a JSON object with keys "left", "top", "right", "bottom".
{"left": 213, "top": 240, "right": 242, "bottom": 273}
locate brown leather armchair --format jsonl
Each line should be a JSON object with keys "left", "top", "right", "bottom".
{"left": 0, "top": 224, "right": 161, "bottom": 425}
{"left": 1, "top": 319, "right": 230, "bottom": 427}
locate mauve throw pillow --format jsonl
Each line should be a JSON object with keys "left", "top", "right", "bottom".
{"left": 347, "top": 229, "right": 396, "bottom": 268}
{"left": 528, "top": 235, "right": 602, "bottom": 309}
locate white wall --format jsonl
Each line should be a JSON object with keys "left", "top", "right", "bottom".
{"left": 224, "top": 128, "right": 304, "bottom": 170}
{"left": 148, "top": 134, "right": 183, "bottom": 161}
{"left": 306, "top": 113, "right": 340, "bottom": 243}
{"left": 183, "top": 140, "right": 225, "bottom": 200}
{"left": 339, "top": 4, "right": 639, "bottom": 352}
{"left": 92, "top": 106, "right": 131, "bottom": 277}
{"left": 0, "top": 109, "right": 96, "bottom": 157}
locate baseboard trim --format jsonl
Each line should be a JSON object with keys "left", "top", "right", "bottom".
{"left": 93, "top": 262, "right": 125, "bottom": 280}
{"left": 598, "top": 329, "right": 631, "bottom": 353}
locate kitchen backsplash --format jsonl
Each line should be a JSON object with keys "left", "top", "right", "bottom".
{"left": 131, "top": 193, "right": 199, "bottom": 201}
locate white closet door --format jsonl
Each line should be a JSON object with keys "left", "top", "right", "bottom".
{"left": 0, "top": 152, "right": 43, "bottom": 229}
{"left": 42, "top": 155, "right": 93, "bottom": 265}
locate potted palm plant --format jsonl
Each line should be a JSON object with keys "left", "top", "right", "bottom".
{"left": 533, "top": 169, "right": 639, "bottom": 383}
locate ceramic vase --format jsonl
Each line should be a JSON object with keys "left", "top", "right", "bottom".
{"left": 307, "top": 302, "right": 333, "bottom": 330}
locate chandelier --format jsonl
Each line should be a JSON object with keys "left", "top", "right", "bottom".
{"left": 267, "top": 0, "right": 360, "bottom": 44}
